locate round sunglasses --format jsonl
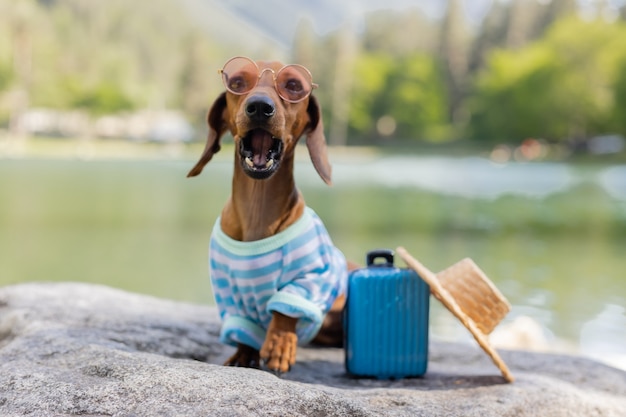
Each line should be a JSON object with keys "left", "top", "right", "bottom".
{"left": 219, "top": 56, "right": 318, "bottom": 103}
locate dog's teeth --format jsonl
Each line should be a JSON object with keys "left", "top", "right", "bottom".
{"left": 265, "top": 159, "right": 274, "bottom": 168}
{"left": 245, "top": 157, "right": 254, "bottom": 168}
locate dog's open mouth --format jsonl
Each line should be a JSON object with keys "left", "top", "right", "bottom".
{"left": 239, "top": 129, "right": 283, "bottom": 179}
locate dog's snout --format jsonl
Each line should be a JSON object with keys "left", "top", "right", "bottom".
{"left": 245, "top": 95, "right": 276, "bottom": 121}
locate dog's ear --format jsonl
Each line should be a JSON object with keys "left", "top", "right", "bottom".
{"left": 305, "top": 95, "right": 332, "bottom": 185}
{"left": 187, "top": 92, "right": 228, "bottom": 178}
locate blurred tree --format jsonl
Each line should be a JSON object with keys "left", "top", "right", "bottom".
{"left": 382, "top": 55, "right": 448, "bottom": 140}
{"left": 469, "top": 0, "right": 508, "bottom": 73}
{"left": 3, "top": 0, "right": 39, "bottom": 134}
{"left": 0, "top": 63, "right": 11, "bottom": 92}
{"left": 328, "top": 23, "right": 360, "bottom": 146}
{"left": 439, "top": 0, "right": 470, "bottom": 126}
{"left": 69, "top": 80, "right": 134, "bottom": 115}
{"left": 348, "top": 53, "right": 447, "bottom": 141}
{"left": 541, "top": 0, "right": 578, "bottom": 26}
{"left": 292, "top": 21, "right": 340, "bottom": 132}
{"left": 294, "top": 8, "right": 445, "bottom": 145}
{"left": 362, "top": 9, "right": 438, "bottom": 56}
{"left": 469, "top": 44, "right": 559, "bottom": 142}
{"left": 177, "top": 31, "right": 216, "bottom": 125}
{"left": 292, "top": 18, "right": 317, "bottom": 70}
{"left": 3, "top": 0, "right": 626, "bottom": 147}
{"left": 505, "top": 0, "right": 544, "bottom": 49}
{"left": 0, "top": 0, "right": 229, "bottom": 119}
{"left": 612, "top": 59, "right": 626, "bottom": 136}
{"left": 469, "top": 17, "right": 626, "bottom": 142}
{"left": 348, "top": 53, "right": 394, "bottom": 136}
{"left": 470, "top": 0, "right": 578, "bottom": 72}
{"left": 0, "top": 48, "right": 14, "bottom": 125}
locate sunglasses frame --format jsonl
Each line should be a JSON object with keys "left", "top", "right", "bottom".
{"left": 218, "top": 56, "right": 318, "bottom": 103}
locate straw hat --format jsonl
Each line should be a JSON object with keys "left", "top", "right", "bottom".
{"left": 396, "top": 247, "right": 514, "bottom": 383}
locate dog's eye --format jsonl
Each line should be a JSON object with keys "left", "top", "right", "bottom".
{"left": 284, "top": 78, "right": 303, "bottom": 93}
{"left": 228, "top": 76, "right": 248, "bottom": 93}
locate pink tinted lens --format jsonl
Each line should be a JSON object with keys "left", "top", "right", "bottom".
{"left": 275, "top": 65, "right": 312, "bottom": 102}
{"left": 222, "top": 57, "right": 259, "bottom": 94}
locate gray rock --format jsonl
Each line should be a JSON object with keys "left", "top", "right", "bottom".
{"left": 0, "top": 283, "right": 624, "bottom": 417}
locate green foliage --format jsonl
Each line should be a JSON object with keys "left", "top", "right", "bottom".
{"left": 0, "top": 61, "right": 11, "bottom": 91}
{"left": 349, "top": 53, "right": 394, "bottom": 134}
{"left": 469, "top": 44, "right": 559, "bottom": 141}
{"left": 0, "top": 60, "right": 11, "bottom": 124}
{"left": 0, "top": 0, "right": 223, "bottom": 119}
{"left": 348, "top": 53, "right": 448, "bottom": 141}
{"left": 384, "top": 56, "right": 449, "bottom": 140}
{"left": 612, "top": 58, "right": 626, "bottom": 135}
{"left": 469, "top": 17, "right": 626, "bottom": 142}
{"left": 69, "top": 81, "right": 134, "bottom": 115}
{"left": 2, "top": 0, "right": 626, "bottom": 145}
{"left": 177, "top": 31, "right": 218, "bottom": 122}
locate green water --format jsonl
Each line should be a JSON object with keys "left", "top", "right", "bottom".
{"left": 1, "top": 155, "right": 625, "bottom": 366}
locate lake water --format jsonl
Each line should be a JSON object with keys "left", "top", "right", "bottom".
{"left": 1, "top": 147, "right": 624, "bottom": 369}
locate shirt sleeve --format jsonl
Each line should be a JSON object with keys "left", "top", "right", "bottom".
{"left": 267, "top": 231, "right": 348, "bottom": 344}
{"left": 220, "top": 315, "right": 266, "bottom": 350}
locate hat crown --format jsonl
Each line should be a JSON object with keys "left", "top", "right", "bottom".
{"left": 436, "top": 258, "right": 510, "bottom": 335}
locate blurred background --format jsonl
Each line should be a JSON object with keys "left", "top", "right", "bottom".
{"left": 1, "top": 0, "right": 625, "bottom": 370}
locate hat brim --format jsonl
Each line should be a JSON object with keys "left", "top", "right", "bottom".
{"left": 397, "top": 247, "right": 515, "bottom": 383}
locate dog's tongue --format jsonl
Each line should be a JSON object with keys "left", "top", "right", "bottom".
{"left": 250, "top": 129, "right": 273, "bottom": 166}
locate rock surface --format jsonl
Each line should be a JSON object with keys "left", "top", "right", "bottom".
{"left": 0, "top": 282, "right": 624, "bottom": 416}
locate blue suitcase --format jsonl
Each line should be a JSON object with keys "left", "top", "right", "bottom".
{"left": 345, "top": 249, "right": 430, "bottom": 378}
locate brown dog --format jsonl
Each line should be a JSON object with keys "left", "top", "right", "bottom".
{"left": 188, "top": 57, "right": 348, "bottom": 373}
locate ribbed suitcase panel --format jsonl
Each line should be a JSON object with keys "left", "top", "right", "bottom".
{"left": 345, "top": 267, "right": 429, "bottom": 378}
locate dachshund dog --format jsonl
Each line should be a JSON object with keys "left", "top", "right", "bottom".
{"left": 188, "top": 57, "right": 348, "bottom": 374}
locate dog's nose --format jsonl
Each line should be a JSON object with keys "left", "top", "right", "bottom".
{"left": 245, "top": 95, "right": 276, "bottom": 121}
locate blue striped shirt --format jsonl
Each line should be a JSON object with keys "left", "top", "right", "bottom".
{"left": 210, "top": 207, "right": 348, "bottom": 350}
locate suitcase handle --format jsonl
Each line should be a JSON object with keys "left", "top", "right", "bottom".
{"left": 366, "top": 249, "right": 394, "bottom": 267}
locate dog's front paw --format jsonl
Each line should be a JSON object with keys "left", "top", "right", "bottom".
{"left": 224, "top": 344, "right": 261, "bottom": 369}
{"left": 260, "top": 329, "right": 297, "bottom": 374}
